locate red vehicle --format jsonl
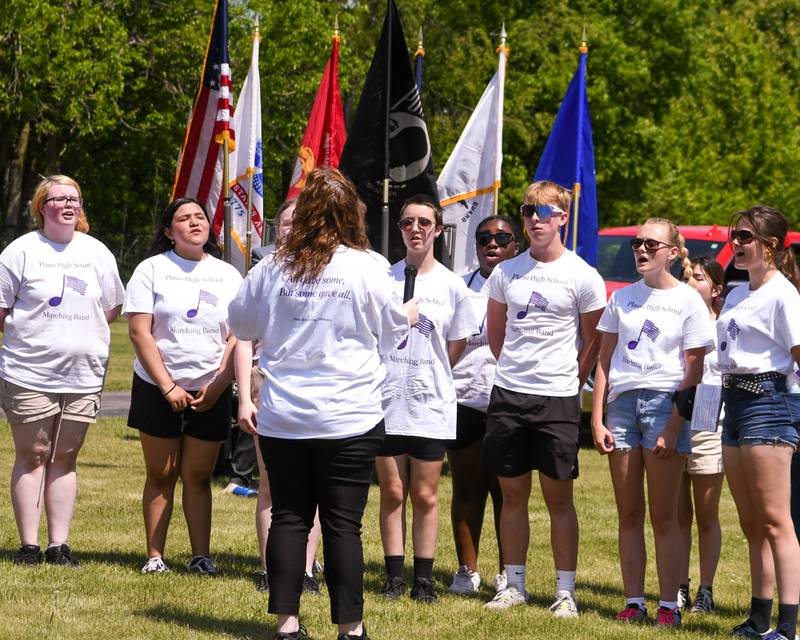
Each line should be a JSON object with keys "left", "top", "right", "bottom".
{"left": 596, "top": 225, "right": 800, "bottom": 298}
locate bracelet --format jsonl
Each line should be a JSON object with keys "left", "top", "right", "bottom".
{"left": 163, "top": 383, "right": 177, "bottom": 397}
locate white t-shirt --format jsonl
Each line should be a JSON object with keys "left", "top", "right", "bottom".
{"left": 452, "top": 270, "right": 495, "bottom": 412}
{"left": 228, "top": 247, "right": 409, "bottom": 440}
{"left": 124, "top": 251, "right": 243, "bottom": 389}
{"left": 0, "top": 231, "right": 125, "bottom": 393}
{"left": 487, "top": 249, "right": 606, "bottom": 396}
{"left": 716, "top": 271, "right": 800, "bottom": 377}
{"left": 383, "top": 260, "right": 479, "bottom": 439}
{"left": 598, "top": 280, "right": 715, "bottom": 403}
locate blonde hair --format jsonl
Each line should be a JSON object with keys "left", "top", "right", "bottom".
{"left": 30, "top": 175, "right": 89, "bottom": 233}
{"left": 642, "top": 217, "right": 693, "bottom": 287}
{"left": 524, "top": 180, "right": 572, "bottom": 213}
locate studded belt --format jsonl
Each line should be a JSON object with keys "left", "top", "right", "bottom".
{"left": 721, "top": 371, "right": 785, "bottom": 396}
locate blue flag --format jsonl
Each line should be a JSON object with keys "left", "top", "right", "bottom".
{"left": 534, "top": 49, "right": 598, "bottom": 266}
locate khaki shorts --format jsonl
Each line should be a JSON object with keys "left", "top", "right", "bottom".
{"left": 686, "top": 428, "right": 723, "bottom": 475}
{"left": 0, "top": 378, "right": 101, "bottom": 424}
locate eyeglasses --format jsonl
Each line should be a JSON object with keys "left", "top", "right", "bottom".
{"left": 519, "top": 203, "right": 566, "bottom": 220}
{"left": 476, "top": 231, "right": 514, "bottom": 247}
{"left": 729, "top": 229, "right": 755, "bottom": 245}
{"left": 629, "top": 237, "right": 674, "bottom": 252}
{"left": 45, "top": 196, "right": 82, "bottom": 207}
{"left": 398, "top": 217, "right": 435, "bottom": 231}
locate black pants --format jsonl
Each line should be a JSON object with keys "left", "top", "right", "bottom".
{"left": 259, "top": 422, "right": 384, "bottom": 623}
{"left": 230, "top": 427, "right": 257, "bottom": 487}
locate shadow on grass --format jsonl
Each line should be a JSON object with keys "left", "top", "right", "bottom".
{"left": 136, "top": 604, "right": 272, "bottom": 640}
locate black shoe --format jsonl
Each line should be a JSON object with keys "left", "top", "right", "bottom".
{"left": 302, "top": 572, "right": 322, "bottom": 596}
{"left": 255, "top": 570, "right": 269, "bottom": 592}
{"left": 14, "top": 544, "right": 42, "bottom": 566}
{"left": 410, "top": 577, "right": 437, "bottom": 604}
{"left": 337, "top": 626, "right": 368, "bottom": 640}
{"left": 44, "top": 544, "right": 79, "bottom": 567}
{"left": 380, "top": 576, "right": 405, "bottom": 598}
{"left": 273, "top": 624, "right": 307, "bottom": 640}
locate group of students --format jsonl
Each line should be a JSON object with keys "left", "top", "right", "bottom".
{"left": 2, "top": 170, "right": 800, "bottom": 640}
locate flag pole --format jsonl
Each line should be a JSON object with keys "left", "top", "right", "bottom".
{"left": 572, "top": 28, "right": 588, "bottom": 253}
{"left": 244, "top": 15, "right": 261, "bottom": 272}
{"left": 494, "top": 23, "right": 508, "bottom": 216}
{"left": 381, "top": 0, "right": 393, "bottom": 258}
{"left": 415, "top": 26, "right": 424, "bottom": 97}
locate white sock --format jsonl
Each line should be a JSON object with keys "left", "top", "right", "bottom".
{"left": 504, "top": 564, "right": 526, "bottom": 592}
{"left": 555, "top": 570, "right": 576, "bottom": 596}
{"left": 626, "top": 597, "right": 646, "bottom": 608}
{"left": 659, "top": 599, "right": 678, "bottom": 611}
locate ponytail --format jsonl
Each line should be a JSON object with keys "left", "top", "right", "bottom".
{"left": 775, "top": 245, "right": 800, "bottom": 293}
{"left": 642, "top": 217, "right": 693, "bottom": 286}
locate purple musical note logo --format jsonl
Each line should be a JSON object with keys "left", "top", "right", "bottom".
{"left": 627, "top": 319, "right": 660, "bottom": 349}
{"left": 186, "top": 289, "right": 219, "bottom": 318}
{"left": 720, "top": 318, "right": 740, "bottom": 351}
{"left": 48, "top": 275, "right": 87, "bottom": 307}
{"left": 516, "top": 290, "right": 550, "bottom": 319}
{"left": 398, "top": 313, "right": 435, "bottom": 350}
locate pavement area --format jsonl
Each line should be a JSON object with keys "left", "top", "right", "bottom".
{"left": 0, "top": 391, "right": 130, "bottom": 420}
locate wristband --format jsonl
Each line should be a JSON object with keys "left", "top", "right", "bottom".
{"left": 163, "top": 383, "right": 177, "bottom": 397}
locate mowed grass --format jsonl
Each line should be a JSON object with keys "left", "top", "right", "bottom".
{"left": 105, "top": 318, "right": 134, "bottom": 391}
{"left": 0, "top": 418, "right": 757, "bottom": 640}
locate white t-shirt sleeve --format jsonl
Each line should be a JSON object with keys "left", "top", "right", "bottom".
{"left": 0, "top": 244, "right": 23, "bottom": 308}
{"left": 486, "top": 264, "right": 508, "bottom": 304}
{"left": 98, "top": 247, "right": 125, "bottom": 311}
{"left": 682, "top": 289, "right": 715, "bottom": 351}
{"left": 229, "top": 261, "right": 269, "bottom": 341}
{"left": 123, "top": 261, "right": 155, "bottom": 315}
{"left": 447, "top": 278, "right": 480, "bottom": 341}
{"left": 597, "top": 291, "right": 620, "bottom": 333}
{"left": 579, "top": 268, "right": 607, "bottom": 314}
{"left": 774, "top": 287, "right": 800, "bottom": 351}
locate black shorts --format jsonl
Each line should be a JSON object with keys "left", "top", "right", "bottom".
{"left": 446, "top": 404, "right": 488, "bottom": 450}
{"left": 481, "top": 386, "right": 580, "bottom": 480}
{"left": 377, "top": 434, "right": 447, "bottom": 462}
{"left": 127, "top": 373, "right": 232, "bottom": 442}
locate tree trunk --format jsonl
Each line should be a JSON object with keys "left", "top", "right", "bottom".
{"left": 3, "top": 121, "right": 31, "bottom": 248}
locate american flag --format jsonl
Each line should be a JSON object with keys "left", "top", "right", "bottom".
{"left": 641, "top": 319, "right": 660, "bottom": 341}
{"left": 65, "top": 275, "right": 87, "bottom": 295}
{"left": 727, "top": 319, "right": 740, "bottom": 339}
{"left": 199, "top": 290, "right": 219, "bottom": 306}
{"left": 171, "top": 0, "right": 235, "bottom": 221}
{"left": 529, "top": 291, "right": 549, "bottom": 311}
{"left": 416, "top": 314, "right": 435, "bottom": 337}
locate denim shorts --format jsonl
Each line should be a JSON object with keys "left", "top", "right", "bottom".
{"left": 606, "top": 389, "right": 691, "bottom": 455}
{"left": 721, "top": 378, "right": 800, "bottom": 449}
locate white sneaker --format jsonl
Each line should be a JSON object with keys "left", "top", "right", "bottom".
{"left": 549, "top": 591, "right": 579, "bottom": 618}
{"left": 493, "top": 570, "right": 508, "bottom": 593}
{"left": 141, "top": 556, "right": 169, "bottom": 574}
{"left": 449, "top": 565, "right": 480, "bottom": 594}
{"left": 484, "top": 585, "right": 528, "bottom": 609}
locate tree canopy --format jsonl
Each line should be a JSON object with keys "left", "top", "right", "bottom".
{"left": 1, "top": 0, "right": 798, "bottom": 276}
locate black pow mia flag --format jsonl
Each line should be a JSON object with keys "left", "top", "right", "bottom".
{"left": 339, "top": 0, "right": 438, "bottom": 263}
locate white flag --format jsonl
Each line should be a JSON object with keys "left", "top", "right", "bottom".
{"left": 227, "top": 33, "right": 264, "bottom": 274}
{"left": 437, "top": 47, "right": 506, "bottom": 275}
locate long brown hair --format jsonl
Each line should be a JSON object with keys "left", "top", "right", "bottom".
{"left": 690, "top": 256, "right": 724, "bottom": 316}
{"left": 30, "top": 175, "right": 90, "bottom": 233}
{"left": 276, "top": 168, "right": 369, "bottom": 280}
{"left": 731, "top": 205, "right": 800, "bottom": 293}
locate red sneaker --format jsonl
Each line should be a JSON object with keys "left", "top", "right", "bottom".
{"left": 616, "top": 604, "right": 648, "bottom": 623}
{"left": 655, "top": 606, "right": 682, "bottom": 628}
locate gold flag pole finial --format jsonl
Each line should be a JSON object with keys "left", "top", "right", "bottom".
{"left": 580, "top": 24, "right": 588, "bottom": 54}
{"left": 497, "top": 21, "right": 510, "bottom": 58}
{"left": 252, "top": 13, "right": 262, "bottom": 43}
{"left": 334, "top": 14, "right": 340, "bottom": 42}
{"left": 416, "top": 26, "right": 425, "bottom": 57}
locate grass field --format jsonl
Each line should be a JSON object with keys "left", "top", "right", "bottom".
{"left": 105, "top": 318, "right": 134, "bottom": 392}
{"left": 1, "top": 417, "right": 758, "bottom": 640}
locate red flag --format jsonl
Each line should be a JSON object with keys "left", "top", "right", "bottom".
{"left": 286, "top": 34, "right": 346, "bottom": 200}
{"left": 172, "top": 0, "right": 235, "bottom": 217}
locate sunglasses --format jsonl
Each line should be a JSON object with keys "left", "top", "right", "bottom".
{"left": 398, "top": 217, "right": 435, "bottom": 231}
{"left": 476, "top": 231, "right": 514, "bottom": 247}
{"left": 629, "top": 237, "right": 674, "bottom": 252}
{"left": 519, "top": 203, "right": 566, "bottom": 220}
{"left": 729, "top": 229, "right": 755, "bottom": 245}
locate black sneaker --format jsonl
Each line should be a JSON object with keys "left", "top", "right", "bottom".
{"left": 44, "top": 544, "right": 79, "bottom": 567}
{"left": 302, "top": 572, "right": 322, "bottom": 596}
{"left": 410, "top": 577, "right": 437, "bottom": 604}
{"left": 690, "top": 585, "right": 714, "bottom": 613}
{"left": 380, "top": 576, "right": 405, "bottom": 598}
{"left": 14, "top": 544, "right": 42, "bottom": 565}
{"left": 255, "top": 570, "right": 269, "bottom": 592}
{"left": 273, "top": 624, "right": 307, "bottom": 639}
{"left": 677, "top": 583, "right": 690, "bottom": 610}
{"left": 732, "top": 619, "right": 773, "bottom": 638}
{"left": 337, "top": 626, "right": 368, "bottom": 640}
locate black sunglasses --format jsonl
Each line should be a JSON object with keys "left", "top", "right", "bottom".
{"left": 629, "top": 237, "right": 674, "bottom": 252}
{"left": 729, "top": 229, "right": 755, "bottom": 245}
{"left": 476, "top": 231, "right": 514, "bottom": 247}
